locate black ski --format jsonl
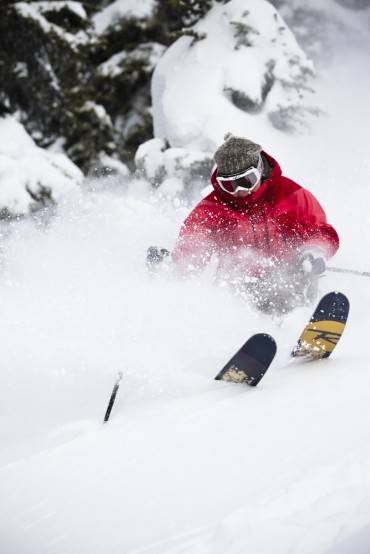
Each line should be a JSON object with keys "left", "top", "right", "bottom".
{"left": 215, "top": 333, "right": 276, "bottom": 386}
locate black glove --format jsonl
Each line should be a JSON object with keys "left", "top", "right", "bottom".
{"left": 146, "top": 246, "right": 170, "bottom": 267}
{"left": 299, "top": 249, "right": 326, "bottom": 275}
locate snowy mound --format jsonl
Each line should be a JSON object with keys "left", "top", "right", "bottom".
{"left": 0, "top": 116, "right": 83, "bottom": 217}
{"left": 152, "top": 0, "right": 316, "bottom": 152}
{"left": 137, "top": 0, "right": 317, "bottom": 189}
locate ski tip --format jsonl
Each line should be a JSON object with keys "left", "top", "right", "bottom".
{"left": 251, "top": 332, "right": 277, "bottom": 343}
{"left": 254, "top": 333, "right": 277, "bottom": 352}
{"left": 255, "top": 333, "right": 275, "bottom": 340}
{"left": 323, "top": 291, "right": 350, "bottom": 304}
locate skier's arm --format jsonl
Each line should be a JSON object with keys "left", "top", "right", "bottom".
{"left": 276, "top": 188, "right": 339, "bottom": 260}
{"left": 171, "top": 206, "right": 218, "bottom": 275}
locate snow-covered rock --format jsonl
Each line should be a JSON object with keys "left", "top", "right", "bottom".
{"left": 135, "top": 137, "right": 214, "bottom": 192}
{"left": 153, "top": 0, "right": 316, "bottom": 144}
{"left": 0, "top": 116, "right": 82, "bottom": 217}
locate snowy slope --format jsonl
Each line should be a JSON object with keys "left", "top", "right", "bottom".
{"left": 1, "top": 4, "right": 370, "bottom": 554}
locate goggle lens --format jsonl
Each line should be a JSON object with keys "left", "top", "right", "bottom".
{"left": 218, "top": 173, "right": 259, "bottom": 193}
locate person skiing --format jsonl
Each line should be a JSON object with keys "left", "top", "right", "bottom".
{"left": 148, "top": 133, "right": 339, "bottom": 315}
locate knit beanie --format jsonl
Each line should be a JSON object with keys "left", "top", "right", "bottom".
{"left": 214, "top": 132, "right": 262, "bottom": 176}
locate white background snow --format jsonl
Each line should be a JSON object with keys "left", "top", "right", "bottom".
{"left": 1, "top": 1, "right": 370, "bottom": 553}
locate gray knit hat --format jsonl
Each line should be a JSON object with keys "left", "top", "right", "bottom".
{"left": 214, "top": 132, "right": 262, "bottom": 176}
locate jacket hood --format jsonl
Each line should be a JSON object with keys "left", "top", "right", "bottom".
{"left": 211, "top": 151, "right": 282, "bottom": 206}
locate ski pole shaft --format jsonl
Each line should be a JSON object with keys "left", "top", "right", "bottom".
{"left": 104, "top": 371, "right": 123, "bottom": 423}
{"left": 327, "top": 266, "right": 370, "bottom": 278}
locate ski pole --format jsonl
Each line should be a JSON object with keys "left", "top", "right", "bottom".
{"left": 104, "top": 371, "right": 123, "bottom": 423}
{"left": 327, "top": 267, "right": 370, "bottom": 278}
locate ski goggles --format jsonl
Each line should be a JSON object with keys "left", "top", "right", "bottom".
{"left": 216, "top": 156, "right": 263, "bottom": 195}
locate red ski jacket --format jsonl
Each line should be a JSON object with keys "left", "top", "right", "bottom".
{"left": 172, "top": 151, "right": 339, "bottom": 276}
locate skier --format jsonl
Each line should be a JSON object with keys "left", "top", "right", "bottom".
{"left": 148, "top": 133, "right": 339, "bottom": 315}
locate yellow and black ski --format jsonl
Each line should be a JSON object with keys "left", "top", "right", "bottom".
{"left": 291, "top": 291, "right": 349, "bottom": 360}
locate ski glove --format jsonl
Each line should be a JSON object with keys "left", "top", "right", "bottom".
{"left": 299, "top": 249, "right": 326, "bottom": 275}
{"left": 146, "top": 246, "right": 170, "bottom": 267}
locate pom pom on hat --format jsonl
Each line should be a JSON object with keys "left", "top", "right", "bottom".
{"left": 214, "top": 133, "right": 262, "bottom": 176}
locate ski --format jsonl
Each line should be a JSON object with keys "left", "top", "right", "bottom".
{"left": 291, "top": 291, "right": 349, "bottom": 360}
{"left": 215, "top": 333, "right": 277, "bottom": 386}
{"left": 101, "top": 293, "right": 348, "bottom": 406}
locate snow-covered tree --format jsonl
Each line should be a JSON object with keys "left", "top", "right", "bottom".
{"left": 0, "top": 1, "right": 125, "bottom": 173}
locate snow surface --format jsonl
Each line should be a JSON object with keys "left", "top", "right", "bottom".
{"left": 1, "top": 2, "right": 370, "bottom": 554}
